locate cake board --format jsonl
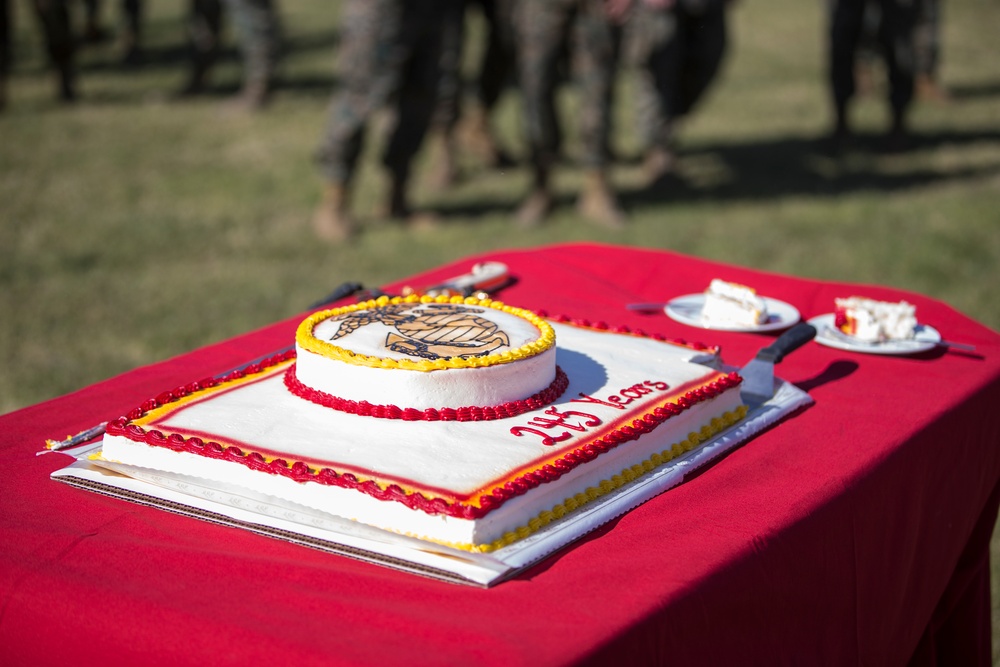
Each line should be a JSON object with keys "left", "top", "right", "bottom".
{"left": 49, "top": 378, "right": 810, "bottom": 587}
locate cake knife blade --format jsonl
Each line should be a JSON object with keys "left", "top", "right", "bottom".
{"left": 739, "top": 322, "right": 817, "bottom": 409}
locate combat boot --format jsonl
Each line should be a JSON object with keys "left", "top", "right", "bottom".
{"left": 178, "top": 58, "right": 211, "bottom": 96}
{"left": 516, "top": 162, "right": 553, "bottom": 228}
{"left": 884, "top": 109, "right": 911, "bottom": 153}
{"left": 642, "top": 145, "right": 676, "bottom": 186}
{"left": 56, "top": 58, "right": 76, "bottom": 102}
{"left": 386, "top": 169, "right": 411, "bottom": 220}
{"left": 120, "top": 30, "right": 141, "bottom": 66}
{"left": 577, "top": 170, "right": 626, "bottom": 230}
{"left": 916, "top": 74, "right": 951, "bottom": 104}
{"left": 427, "top": 129, "right": 459, "bottom": 191}
{"left": 178, "top": 8, "right": 221, "bottom": 97}
{"left": 312, "top": 183, "right": 356, "bottom": 243}
{"left": 227, "top": 78, "right": 270, "bottom": 113}
{"left": 384, "top": 169, "right": 437, "bottom": 231}
{"left": 516, "top": 187, "right": 553, "bottom": 228}
{"left": 461, "top": 105, "right": 495, "bottom": 164}
{"left": 461, "top": 104, "right": 513, "bottom": 168}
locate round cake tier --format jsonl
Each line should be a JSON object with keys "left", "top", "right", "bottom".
{"left": 293, "top": 295, "right": 557, "bottom": 412}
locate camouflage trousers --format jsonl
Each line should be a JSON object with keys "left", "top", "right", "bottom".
{"left": 514, "top": 0, "right": 619, "bottom": 171}
{"left": 224, "top": 0, "right": 280, "bottom": 89}
{"left": 473, "top": 0, "right": 517, "bottom": 112}
{"left": 7, "top": 0, "right": 75, "bottom": 99}
{"left": 625, "top": 0, "right": 728, "bottom": 152}
{"left": 433, "top": 0, "right": 517, "bottom": 131}
{"left": 189, "top": 0, "right": 280, "bottom": 89}
{"left": 829, "top": 0, "right": 917, "bottom": 116}
{"left": 24, "top": 0, "right": 74, "bottom": 71}
{"left": 316, "top": 0, "right": 462, "bottom": 185}
{"left": 913, "top": 0, "right": 940, "bottom": 77}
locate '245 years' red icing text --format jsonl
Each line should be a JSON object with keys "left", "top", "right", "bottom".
{"left": 509, "top": 380, "right": 670, "bottom": 446}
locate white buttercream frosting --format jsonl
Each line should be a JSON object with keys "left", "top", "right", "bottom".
{"left": 701, "top": 279, "right": 768, "bottom": 326}
{"left": 296, "top": 301, "right": 556, "bottom": 409}
{"left": 101, "top": 323, "right": 743, "bottom": 549}
{"left": 835, "top": 296, "right": 916, "bottom": 342}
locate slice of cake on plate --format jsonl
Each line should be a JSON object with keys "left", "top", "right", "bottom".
{"left": 701, "top": 279, "right": 768, "bottom": 327}
{"left": 834, "top": 296, "right": 916, "bottom": 342}
{"left": 99, "top": 295, "right": 748, "bottom": 552}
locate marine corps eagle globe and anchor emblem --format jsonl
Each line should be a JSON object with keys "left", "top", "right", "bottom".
{"left": 327, "top": 304, "right": 511, "bottom": 361}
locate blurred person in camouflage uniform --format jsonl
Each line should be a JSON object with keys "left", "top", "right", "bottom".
{"left": 428, "top": 0, "right": 517, "bottom": 189}
{"left": 117, "top": 0, "right": 142, "bottom": 65}
{"left": 827, "top": 0, "right": 917, "bottom": 150}
{"left": 6, "top": 0, "right": 77, "bottom": 104}
{"left": 313, "top": 0, "right": 463, "bottom": 242}
{"left": 465, "top": 0, "right": 517, "bottom": 166}
{"left": 76, "top": 0, "right": 143, "bottom": 63}
{"left": 0, "top": 0, "right": 134, "bottom": 109}
{"left": 626, "top": 0, "right": 732, "bottom": 184}
{"left": 181, "top": 0, "right": 223, "bottom": 96}
{"left": 850, "top": 0, "right": 947, "bottom": 104}
{"left": 514, "top": 0, "right": 627, "bottom": 230}
{"left": 914, "top": 0, "right": 948, "bottom": 102}
{"left": 180, "top": 0, "right": 280, "bottom": 110}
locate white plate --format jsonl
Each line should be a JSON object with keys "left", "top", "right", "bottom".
{"left": 808, "top": 313, "right": 942, "bottom": 355}
{"left": 665, "top": 294, "right": 801, "bottom": 332}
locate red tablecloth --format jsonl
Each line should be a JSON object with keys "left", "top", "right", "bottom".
{"left": 3, "top": 243, "right": 999, "bottom": 666}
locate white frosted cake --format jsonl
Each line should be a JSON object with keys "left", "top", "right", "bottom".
{"left": 701, "top": 279, "right": 768, "bottom": 327}
{"left": 100, "top": 295, "right": 747, "bottom": 552}
{"left": 293, "top": 298, "right": 558, "bottom": 412}
{"left": 834, "top": 296, "right": 916, "bottom": 342}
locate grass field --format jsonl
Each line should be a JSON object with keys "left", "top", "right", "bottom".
{"left": 2, "top": 0, "right": 999, "bottom": 657}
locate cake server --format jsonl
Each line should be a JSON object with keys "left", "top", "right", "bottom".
{"left": 739, "top": 322, "right": 817, "bottom": 409}
{"left": 402, "top": 261, "right": 513, "bottom": 298}
{"left": 354, "top": 262, "right": 513, "bottom": 301}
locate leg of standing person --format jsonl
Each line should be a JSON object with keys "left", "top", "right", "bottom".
{"left": 853, "top": 0, "right": 881, "bottom": 97}
{"left": 828, "top": 0, "right": 867, "bottom": 147}
{"left": 514, "top": 0, "right": 570, "bottom": 226}
{"left": 672, "top": 0, "right": 728, "bottom": 120}
{"left": 223, "top": 0, "right": 281, "bottom": 110}
{"left": 81, "top": 0, "right": 107, "bottom": 43}
{"left": 428, "top": 0, "right": 513, "bottom": 189}
{"left": 875, "top": 0, "right": 916, "bottom": 147}
{"left": 425, "top": 0, "right": 466, "bottom": 190}
{"left": 180, "top": 0, "right": 223, "bottom": 95}
{"left": 914, "top": 0, "right": 948, "bottom": 102}
{"left": 572, "top": 0, "right": 626, "bottom": 229}
{"left": 119, "top": 0, "right": 142, "bottom": 65}
{"left": 627, "top": 1, "right": 678, "bottom": 183}
{"left": 314, "top": 0, "right": 395, "bottom": 240}
{"left": 382, "top": 0, "right": 461, "bottom": 221}
{"left": 635, "top": 0, "right": 728, "bottom": 177}
{"left": 315, "top": 0, "right": 456, "bottom": 239}
{"left": 30, "top": 0, "right": 76, "bottom": 102}
{"left": 515, "top": 0, "right": 624, "bottom": 229}
{"left": 462, "top": 0, "right": 516, "bottom": 167}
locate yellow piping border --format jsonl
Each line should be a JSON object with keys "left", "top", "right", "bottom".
{"left": 420, "top": 404, "right": 749, "bottom": 553}
{"left": 296, "top": 294, "right": 555, "bottom": 372}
